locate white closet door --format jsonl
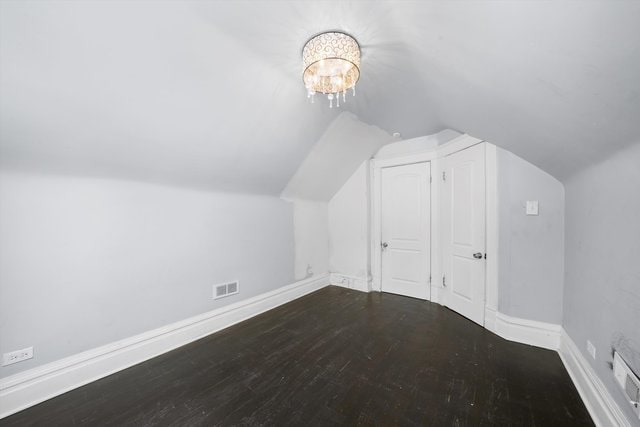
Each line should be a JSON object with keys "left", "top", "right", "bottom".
{"left": 380, "top": 162, "right": 431, "bottom": 300}
{"left": 442, "top": 143, "right": 486, "bottom": 325}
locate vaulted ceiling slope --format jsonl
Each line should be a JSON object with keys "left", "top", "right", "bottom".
{"left": 1, "top": 1, "right": 639, "bottom": 194}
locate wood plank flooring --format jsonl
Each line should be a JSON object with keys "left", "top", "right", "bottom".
{"left": 1, "top": 286, "right": 593, "bottom": 426}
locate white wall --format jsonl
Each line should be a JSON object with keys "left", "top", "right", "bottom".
{"left": 563, "top": 141, "right": 640, "bottom": 423}
{"left": 282, "top": 112, "right": 393, "bottom": 202}
{"left": 328, "top": 161, "right": 370, "bottom": 282}
{"left": 0, "top": 172, "right": 295, "bottom": 378}
{"left": 292, "top": 200, "right": 329, "bottom": 280}
{"left": 497, "top": 148, "right": 565, "bottom": 324}
{"left": 283, "top": 112, "right": 392, "bottom": 284}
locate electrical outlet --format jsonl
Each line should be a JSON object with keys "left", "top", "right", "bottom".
{"left": 587, "top": 340, "right": 596, "bottom": 360}
{"left": 2, "top": 347, "right": 33, "bottom": 366}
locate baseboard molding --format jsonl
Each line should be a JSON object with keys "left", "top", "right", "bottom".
{"left": 484, "top": 308, "right": 561, "bottom": 351}
{"left": 559, "top": 329, "right": 631, "bottom": 427}
{"left": 484, "top": 306, "right": 497, "bottom": 333}
{"left": 483, "top": 311, "right": 629, "bottom": 425}
{"left": 0, "top": 274, "right": 330, "bottom": 419}
{"left": 329, "top": 273, "right": 371, "bottom": 293}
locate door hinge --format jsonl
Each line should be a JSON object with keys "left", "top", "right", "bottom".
{"left": 484, "top": 253, "right": 487, "bottom": 260}
{"left": 442, "top": 171, "right": 446, "bottom": 181}
{"left": 430, "top": 175, "right": 432, "bottom": 183}
{"left": 442, "top": 275, "right": 446, "bottom": 287}
{"left": 429, "top": 275, "right": 432, "bottom": 284}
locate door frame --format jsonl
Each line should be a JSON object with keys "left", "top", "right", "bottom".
{"left": 370, "top": 135, "right": 498, "bottom": 324}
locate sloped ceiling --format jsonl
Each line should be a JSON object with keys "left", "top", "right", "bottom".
{"left": 1, "top": 1, "right": 639, "bottom": 194}
{"left": 282, "top": 112, "right": 394, "bottom": 202}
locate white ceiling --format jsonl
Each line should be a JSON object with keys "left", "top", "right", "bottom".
{"left": 1, "top": 1, "right": 639, "bottom": 194}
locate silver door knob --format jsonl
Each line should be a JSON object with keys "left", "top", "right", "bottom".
{"left": 473, "top": 252, "right": 483, "bottom": 259}
{"left": 382, "top": 242, "right": 389, "bottom": 249}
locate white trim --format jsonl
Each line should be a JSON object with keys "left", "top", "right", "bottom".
{"left": 484, "top": 143, "right": 499, "bottom": 312}
{"left": 370, "top": 134, "right": 483, "bottom": 169}
{"left": 492, "top": 311, "right": 562, "bottom": 351}
{"left": 438, "top": 134, "right": 484, "bottom": 158}
{"left": 371, "top": 148, "right": 437, "bottom": 169}
{"left": 330, "top": 273, "right": 371, "bottom": 292}
{"left": 430, "top": 155, "right": 443, "bottom": 305}
{"left": 484, "top": 306, "right": 497, "bottom": 333}
{"left": 559, "top": 330, "right": 631, "bottom": 427}
{"left": 485, "top": 315, "right": 630, "bottom": 426}
{"left": 0, "top": 275, "right": 330, "bottom": 419}
{"left": 370, "top": 164, "right": 382, "bottom": 292}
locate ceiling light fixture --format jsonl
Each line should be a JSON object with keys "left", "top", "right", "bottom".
{"left": 302, "top": 31, "right": 360, "bottom": 108}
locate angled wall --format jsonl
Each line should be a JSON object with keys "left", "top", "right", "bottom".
{"left": 282, "top": 112, "right": 393, "bottom": 202}
{"left": 563, "top": 141, "right": 640, "bottom": 423}
{"left": 328, "top": 161, "right": 370, "bottom": 285}
{"left": 283, "top": 112, "right": 394, "bottom": 282}
{"left": 292, "top": 200, "right": 329, "bottom": 281}
{"left": 0, "top": 172, "right": 295, "bottom": 378}
{"left": 497, "top": 148, "right": 565, "bottom": 324}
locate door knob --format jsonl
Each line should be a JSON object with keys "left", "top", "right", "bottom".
{"left": 381, "top": 242, "right": 389, "bottom": 249}
{"left": 473, "top": 252, "right": 483, "bottom": 259}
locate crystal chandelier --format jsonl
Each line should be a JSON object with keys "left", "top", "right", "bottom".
{"left": 302, "top": 31, "right": 360, "bottom": 108}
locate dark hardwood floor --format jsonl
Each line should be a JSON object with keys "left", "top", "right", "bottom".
{"left": 1, "top": 286, "right": 592, "bottom": 426}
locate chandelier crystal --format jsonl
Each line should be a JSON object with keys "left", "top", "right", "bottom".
{"left": 302, "top": 31, "right": 360, "bottom": 108}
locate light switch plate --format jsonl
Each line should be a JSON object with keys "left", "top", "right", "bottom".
{"left": 526, "top": 200, "right": 539, "bottom": 215}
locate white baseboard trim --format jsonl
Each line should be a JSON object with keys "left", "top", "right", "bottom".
{"left": 484, "top": 306, "right": 497, "bottom": 333}
{"left": 484, "top": 308, "right": 561, "bottom": 351}
{"left": 0, "top": 274, "right": 330, "bottom": 419}
{"left": 329, "top": 273, "right": 371, "bottom": 293}
{"left": 559, "top": 329, "right": 631, "bottom": 427}
{"left": 483, "top": 310, "right": 629, "bottom": 425}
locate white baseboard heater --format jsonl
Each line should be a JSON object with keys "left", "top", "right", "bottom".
{"left": 613, "top": 351, "right": 640, "bottom": 420}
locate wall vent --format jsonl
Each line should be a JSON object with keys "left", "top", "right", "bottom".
{"left": 613, "top": 351, "right": 640, "bottom": 419}
{"left": 213, "top": 280, "right": 239, "bottom": 300}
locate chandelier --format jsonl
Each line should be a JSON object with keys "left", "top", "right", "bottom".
{"left": 302, "top": 31, "right": 360, "bottom": 108}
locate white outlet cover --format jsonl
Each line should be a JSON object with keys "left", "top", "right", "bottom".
{"left": 526, "top": 200, "right": 539, "bottom": 215}
{"left": 2, "top": 346, "right": 33, "bottom": 366}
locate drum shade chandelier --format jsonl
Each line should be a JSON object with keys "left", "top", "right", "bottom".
{"left": 302, "top": 31, "right": 360, "bottom": 108}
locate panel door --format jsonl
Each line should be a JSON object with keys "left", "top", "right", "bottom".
{"left": 442, "top": 143, "right": 486, "bottom": 325}
{"left": 381, "top": 162, "right": 431, "bottom": 300}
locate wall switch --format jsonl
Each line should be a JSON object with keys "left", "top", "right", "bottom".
{"left": 587, "top": 340, "right": 596, "bottom": 360}
{"left": 2, "top": 347, "right": 33, "bottom": 366}
{"left": 526, "top": 200, "right": 539, "bottom": 215}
